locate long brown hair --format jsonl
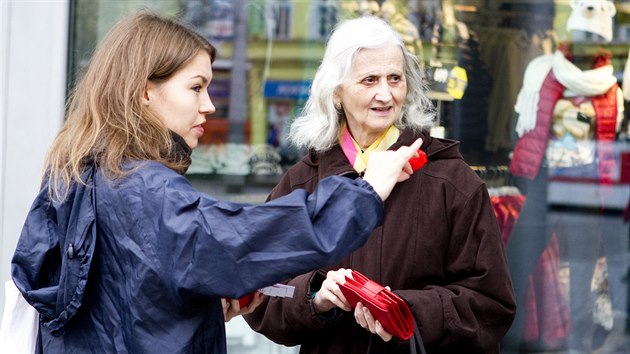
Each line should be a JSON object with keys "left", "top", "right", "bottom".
{"left": 45, "top": 11, "right": 215, "bottom": 201}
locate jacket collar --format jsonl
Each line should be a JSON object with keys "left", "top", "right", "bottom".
{"left": 169, "top": 130, "right": 192, "bottom": 175}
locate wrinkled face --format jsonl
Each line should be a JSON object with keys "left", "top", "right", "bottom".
{"left": 144, "top": 52, "right": 215, "bottom": 149}
{"left": 336, "top": 44, "right": 407, "bottom": 146}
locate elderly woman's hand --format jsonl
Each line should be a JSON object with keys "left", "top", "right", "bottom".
{"left": 354, "top": 302, "right": 393, "bottom": 342}
{"left": 363, "top": 138, "right": 423, "bottom": 201}
{"left": 312, "top": 268, "right": 353, "bottom": 314}
{"left": 221, "top": 292, "right": 265, "bottom": 322}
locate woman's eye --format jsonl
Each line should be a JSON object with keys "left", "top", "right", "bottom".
{"left": 193, "top": 85, "right": 202, "bottom": 93}
{"left": 362, "top": 77, "right": 376, "bottom": 84}
{"left": 389, "top": 75, "right": 401, "bottom": 83}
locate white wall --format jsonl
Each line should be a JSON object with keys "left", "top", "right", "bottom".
{"left": 0, "top": 0, "right": 69, "bottom": 313}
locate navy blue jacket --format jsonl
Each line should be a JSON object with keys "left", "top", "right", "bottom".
{"left": 12, "top": 161, "right": 383, "bottom": 353}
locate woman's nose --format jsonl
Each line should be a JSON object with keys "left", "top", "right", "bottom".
{"left": 201, "top": 93, "right": 216, "bottom": 114}
{"left": 375, "top": 82, "right": 392, "bottom": 102}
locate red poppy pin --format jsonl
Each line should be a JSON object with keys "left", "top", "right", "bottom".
{"left": 409, "top": 150, "right": 428, "bottom": 171}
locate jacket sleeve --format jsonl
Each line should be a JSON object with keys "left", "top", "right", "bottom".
{"left": 397, "top": 185, "right": 516, "bottom": 352}
{"left": 244, "top": 174, "right": 338, "bottom": 346}
{"left": 132, "top": 166, "right": 383, "bottom": 300}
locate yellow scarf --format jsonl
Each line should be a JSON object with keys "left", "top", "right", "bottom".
{"left": 339, "top": 123, "right": 400, "bottom": 173}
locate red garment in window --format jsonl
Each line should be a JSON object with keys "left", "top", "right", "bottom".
{"left": 492, "top": 195, "right": 570, "bottom": 350}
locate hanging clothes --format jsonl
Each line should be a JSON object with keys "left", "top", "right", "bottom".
{"left": 490, "top": 188, "right": 570, "bottom": 352}
{"left": 476, "top": 27, "right": 545, "bottom": 152}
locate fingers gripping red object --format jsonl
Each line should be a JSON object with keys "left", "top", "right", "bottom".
{"left": 238, "top": 293, "right": 255, "bottom": 308}
{"left": 338, "top": 270, "right": 414, "bottom": 340}
{"left": 408, "top": 150, "right": 428, "bottom": 172}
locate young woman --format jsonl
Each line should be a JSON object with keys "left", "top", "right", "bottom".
{"left": 11, "top": 11, "right": 422, "bottom": 354}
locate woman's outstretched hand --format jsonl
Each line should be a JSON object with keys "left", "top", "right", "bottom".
{"left": 363, "top": 138, "right": 423, "bottom": 201}
{"left": 221, "top": 292, "right": 265, "bottom": 322}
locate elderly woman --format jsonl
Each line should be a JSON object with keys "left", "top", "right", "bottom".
{"left": 244, "top": 16, "right": 515, "bottom": 354}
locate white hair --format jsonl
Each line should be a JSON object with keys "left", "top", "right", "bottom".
{"left": 289, "top": 16, "right": 436, "bottom": 152}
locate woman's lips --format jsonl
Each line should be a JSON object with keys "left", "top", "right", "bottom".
{"left": 194, "top": 125, "right": 205, "bottom": 136}
{"left": 371, "top": 106, "right": 392, "bottom": 114}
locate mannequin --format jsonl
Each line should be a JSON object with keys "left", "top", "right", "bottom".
{"left": 504, "top": 1, "right": 629, "bottom": 352}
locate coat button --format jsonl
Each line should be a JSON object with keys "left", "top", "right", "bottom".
{"left": 67, "top": 243, "right": 74, "bottom": 259}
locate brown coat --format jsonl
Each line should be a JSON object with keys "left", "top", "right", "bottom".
{"left": 245, "top": 129, "right": 515, "bottom": 354}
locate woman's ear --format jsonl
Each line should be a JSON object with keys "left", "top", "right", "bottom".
{"left": 333, "top": 92, "right": 341, "bottom": 106}
{"left": 142, "top": 81, "right": 156, "bottom": 106}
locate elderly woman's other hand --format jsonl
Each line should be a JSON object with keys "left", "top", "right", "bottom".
{"left": 355, "top": 302, "right": 394, "bottom": 342}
